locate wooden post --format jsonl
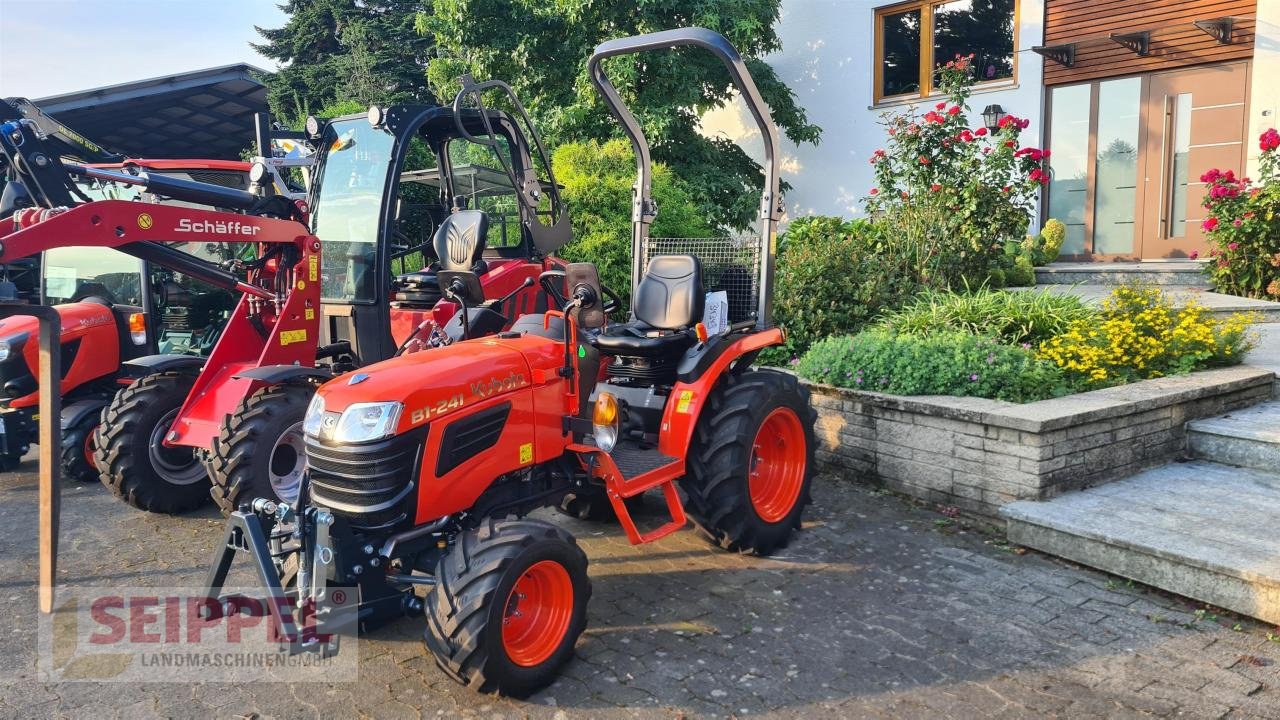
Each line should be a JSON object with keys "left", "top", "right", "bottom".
{"left": 0, "top": 303, "right": 61, "bottom": 613}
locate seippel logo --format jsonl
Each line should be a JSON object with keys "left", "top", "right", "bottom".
{"left": 470, "top": 370, "right": 527, "bottom": 399}
{"left": 174, "top": 218, "right": 262, "bottom": 236}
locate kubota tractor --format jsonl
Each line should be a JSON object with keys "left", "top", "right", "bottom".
{"left": 203, "top": 28, "right": 816, "bottom": 697}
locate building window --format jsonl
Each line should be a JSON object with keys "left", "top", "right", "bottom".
{"left": 875, "top": 0, "right": 1017, "bottom": 103}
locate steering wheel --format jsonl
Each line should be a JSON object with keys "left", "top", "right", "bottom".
{"left": 601, "top": 284, "right": 623, "bottom": 318}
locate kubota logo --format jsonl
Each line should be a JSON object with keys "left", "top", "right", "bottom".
{"left": 175, "top": 218, "right": 262, "bottom": 236}
{"left": 470, "top": 370, "right": 527, "bottom": 398}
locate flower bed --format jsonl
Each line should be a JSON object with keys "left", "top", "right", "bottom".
{"left": 806, "top": 366, "right": 1276, "bottom": 522}
{"left": 1199, "top": 129, "right": 1280, "bottom": 299}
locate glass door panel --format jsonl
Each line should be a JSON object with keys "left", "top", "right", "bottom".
{"left": 1046, "top": 84, "right": 1091, "bottom": 256}
{"left": 1092, "top": 78, "right": 1142, "bottom": 256}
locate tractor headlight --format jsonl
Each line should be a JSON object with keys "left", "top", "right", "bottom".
{"left": 592, "top": 392, "right": 619, "bottom": 452}
{"left": 0, "top": 340, "right": 9, "bottom": 362}
{"left": 333, "top": 401, "right": 402, "bottom": 444}
{"left": 302, "top": 394, "right": 325, "bottom": 437}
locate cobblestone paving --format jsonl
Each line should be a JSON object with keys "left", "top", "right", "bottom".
{"left": 0, "top": 463, "right": 1277, "bottom": 719}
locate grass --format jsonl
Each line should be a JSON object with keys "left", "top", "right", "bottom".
{"left": 874, "top": 285, "right": 1096, "bottom": 347}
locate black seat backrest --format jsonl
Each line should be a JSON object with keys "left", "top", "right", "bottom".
{"left": 433, "top": 210, "right": 488, "bottom": 272}
{"left": 634, "top": 254, "right": 704, "bottom": 330}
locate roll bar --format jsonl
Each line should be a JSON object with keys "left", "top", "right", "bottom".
{"left": 587, "top": 27, "right": 783, "bottom": 328}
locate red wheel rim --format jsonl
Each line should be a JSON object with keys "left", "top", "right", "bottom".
{"left": 748, "top": 407, "right": 806, "bottom": 523}
{"left": 83, "top": 427, "right": 97, "bottom": 468}
{"left": 501, "top": 560, "right": 574, "bottom": 667}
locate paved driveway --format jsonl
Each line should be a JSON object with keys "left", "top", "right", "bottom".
{"left": 0, "top": 463, "right": 1277, "bottom": 719}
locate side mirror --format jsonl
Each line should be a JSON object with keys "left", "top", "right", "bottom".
{"left": 565, "top": 263, "right": 605, "bottom": 329}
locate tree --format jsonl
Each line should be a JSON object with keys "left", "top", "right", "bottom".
{"left": 553, "top": 139, "right": 715, "bottom": 309}
{"left": 254, "top": 0, "right": 436, "bottom": 123}
{"left": 420, "top": 0, "right": 820, "bottom": 230}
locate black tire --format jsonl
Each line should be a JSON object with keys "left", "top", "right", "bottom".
{"left": 424, "top": 518, "right": 591, "bottom": 697}
{"left": 93, "top": 371, "right": 210, "bottom": 513}
{"left": 61, "top": 412, "right": 101, "bottom": 482}
{"left": 207, "top": 383, "right": 314, "bottom": 516}
{"left": 680, "top": 369, "right": 817, "bottom": 555}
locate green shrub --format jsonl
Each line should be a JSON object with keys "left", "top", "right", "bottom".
{"left": 798, "top": 330, "right": 1069, "bottom": 403}
{"left": 1038, "top": 285, "right": 1259, "bottom": 388}
{"left": 767, "top": 216, "right": 920, "bottom": 362}
{"left": 1005, "top": 253, "right": 1036, "bottom": 287}
{"left": 875, "top": 286, "right": 1095, "bottom": 346}
{"left": 552, "top": 140, "right": 715, "bottom": 310}
{"left": 1023, "top": 218, "right": 1066, "bottom": 266}
{"left": 1199, "top": 132, "right": 1280, "bottom": 299}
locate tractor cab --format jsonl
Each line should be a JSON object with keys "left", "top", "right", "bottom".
{"left": 307, "top": 97, "right": 570, "bottom": 367}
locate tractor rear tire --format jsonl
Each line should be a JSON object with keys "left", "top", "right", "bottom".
{"left": 61, "top": 412, "right": 100, "bottom": 483}
{"left": 207, "top": 383, "right": 314, "bottom": 516}
{"left": 94, "top": 371, "right": 210, "bottom": 513}
{"left": 680, "top": 369, "right": 816, "bottom": 555}
{"left": 424, "top": 518, "right": 590, "bottom": 697}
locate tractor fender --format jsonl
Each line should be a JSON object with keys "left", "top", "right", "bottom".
{"left": 122, "top": 354, "right": 205, "bottom": 377}
{"left": 231, "top": 365, "right": 333, "bottom": 386}
{"left": 60, "top": 396, "right": 111, "bottom": 431}
{"left": 657, "top": 327, "right": 785, "bottom": 458}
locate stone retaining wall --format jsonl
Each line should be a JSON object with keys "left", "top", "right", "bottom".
{"left": 806, "top": 366, "right": 1277, "bottom": 522}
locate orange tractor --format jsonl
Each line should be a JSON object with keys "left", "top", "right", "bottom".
{"left": 203, "top": 28, "right": 816, "bottom": 697}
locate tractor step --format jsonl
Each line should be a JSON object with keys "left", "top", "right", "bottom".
{"left": 568, "top": 441, "right": 687, "bottom": 544}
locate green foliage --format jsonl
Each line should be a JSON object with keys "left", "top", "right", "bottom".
{"left": 798, "top": 331, "right": 1069, "bottom": 403}
{"left": 766, "top": 216, "right": 921, "bottom": 363}
{"left": 254, "top": 0, "right": 436, "bottom": 123}
{"left": 875, "top": 287, "right": 1095, "bottom": 346}
{"left": 552, "top": 139, "right": 714, "bottom": 310}
{"left": 420, "top": 0, "right": 820, "bottom": 230}
{"left": 867, "top": 55, "right": 1047, "bottom": 290}
{"left": 1023, "top": 218, "right": 1065, "bottom": 266}
{"left": 1006, "top": 253, "right": 1036, "bottom": 287}
{"left": 1199, "top": 131, "right": 1280, "bottom": 299}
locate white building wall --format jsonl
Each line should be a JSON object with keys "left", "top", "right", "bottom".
{"left": 1246, "top": 1, "right": 1280, "bottom": 177}
{"left": 703, "top": 0, "right": 1046, "bottom": 223}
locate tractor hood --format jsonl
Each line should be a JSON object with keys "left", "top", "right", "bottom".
{"left": 309, "top": 334, "right": 562, "bottom": 442}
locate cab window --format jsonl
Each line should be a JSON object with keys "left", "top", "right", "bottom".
{"left": 445, "top": 136, "right": 523, "bottom": 249}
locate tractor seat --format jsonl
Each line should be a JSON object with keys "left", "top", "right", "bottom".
{"left": 593, "top": 255, "right": 703, "bottom": 360}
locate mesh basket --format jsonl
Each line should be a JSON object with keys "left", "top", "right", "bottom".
{"left": 642, "top": 236, "right": 760, "bottom": 324}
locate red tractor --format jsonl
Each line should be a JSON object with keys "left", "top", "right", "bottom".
{"left": 203, "top": 28, "right": 815, "bottom": 697}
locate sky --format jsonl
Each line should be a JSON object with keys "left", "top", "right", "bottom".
{"left": 0, "top": 0, "right": 287, "bottom": 99}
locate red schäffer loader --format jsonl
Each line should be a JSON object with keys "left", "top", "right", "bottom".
{"left": 0, "top": 82, "right": 573, "bottom": 516}
{"left": 202, "top": 28, "right": 817, "bottom": 697}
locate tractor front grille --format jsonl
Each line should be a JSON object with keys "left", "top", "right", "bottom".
{"left": 305, "top": 428, "right": 426, "bottom": 528}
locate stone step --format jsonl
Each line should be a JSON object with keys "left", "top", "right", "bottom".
{"left": 1187, "top": 401, "right": 1280, "bottom": 472}
{"left": 1024, "top": 284, "right": 1280, "bottom": 322}
{"left": 1002, "top": 460, "right": 1280, "bottom": 625}
{"left": 1035, "top": 261, "right": 1213, "bottom": 288}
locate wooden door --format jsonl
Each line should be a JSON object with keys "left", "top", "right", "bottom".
{"left": 1138, "top": 62, "right": 1250, "bottom": 259}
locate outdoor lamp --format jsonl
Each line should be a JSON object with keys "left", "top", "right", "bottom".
{"left": 982, "top": 104, "right": 1005, "bottom": 132}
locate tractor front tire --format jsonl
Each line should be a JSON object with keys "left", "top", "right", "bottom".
{"left": 61, "top": 412, "right": 100, "bottom": 482}
{"left": 94, "top": 371, "right": 210, "bottom": 513}
{"left": 681, "top": 369, "right": 816, "bottom": 555}
{"left": 424, "top": 518, "right": 590, "bottom": 697}
{"left": 207, "top": 383, "right": 314, "bottom": 516}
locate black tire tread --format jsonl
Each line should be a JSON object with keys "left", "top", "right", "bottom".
{"left": 93, "top": 371, "right": 208, "bottom": 513}
{"left": 680, "top": 369, "right": 817, "bottom": 555}
{"left": 423, "top": 518, "right": 590, "bottom": 696}
{"left": 60, "top": 413, "right": 99, "bottom": 483}
{"left": 207, "top": 383, "right": 315, "bottom": 516}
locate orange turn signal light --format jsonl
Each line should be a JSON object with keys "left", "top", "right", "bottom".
{"left": 593, "top": 392, "right": 618, "bottom": 427}
{"left": 128, "top": 313, "right": 146, "bottom": 333}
